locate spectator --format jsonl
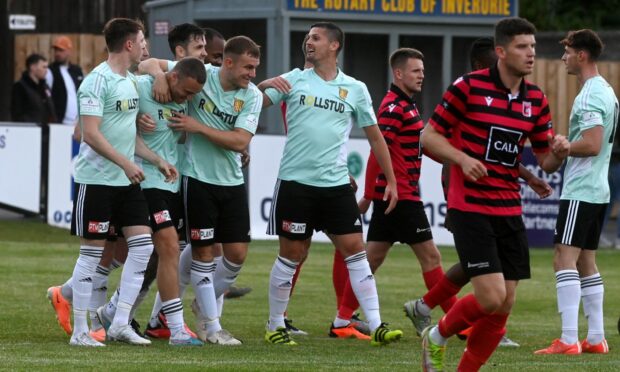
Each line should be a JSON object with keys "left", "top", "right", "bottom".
{"left": 46, "top": 36, "right": 84, "bottom": 125}
{"left": 11, "top": 53, "right": 57, "bottom": 124}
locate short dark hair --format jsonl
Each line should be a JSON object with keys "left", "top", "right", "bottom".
{"left": 103, "top": 18, "right": 144, "bottom": 53}
{"left": 204, "top": 27, "right": 224, "bottom": 43}
{"left": 560, "top": 29, "right": 604, "bottom": 61}
{"left": 172, "top": 57, "right": 207, "bottom": 84}
{"left": 26, "top": 53, "right": 46, "bottom": 69}
{"left": 224, "top": 36, "right": 261, "bottom": 59}
{"left": 389, "top": 48, "right": 424, "bottom": 70}
{"left": 494, "top": 17, "right": 536, "bottom": 47}
{"left": 310, "top": 22, "right": 345, "bottom": 53}
{"left": 168, "top": 23, "right": 205, "bottom": 55}
{"left": 469, "top": 37, "right": 496, "bottom": 70}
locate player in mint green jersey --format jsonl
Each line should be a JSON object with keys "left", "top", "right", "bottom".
{"left": 139, "top": 35, "right": 262, "bottom": 345}
{"left": 537, "top": 29, "right": 618, "bottom": 356}
{"left": 67, "top": 18, "right": 177, "bottom": 347}
{"left": 97, "top": 57, "right": 206, "bottom": 347}
{"left": 260, "top": 22, "right": 402, "bottom": 346}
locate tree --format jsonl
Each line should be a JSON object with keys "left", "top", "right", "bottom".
{"left": 520, "top": 0, "right": 620, "bottom": 30}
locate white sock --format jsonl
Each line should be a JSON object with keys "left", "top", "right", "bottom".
{"left": 581, "top": 273, "right": 605, "bottom": 344}
{"left": 89, "top": 265, "right": 110, "bottom": 330}
{"left": 333, "top": 316, "right": 351, "bottom": 328}
{"left": 417, "top": 298, "right": 432, "bottom": 317}
{"left": 556, "top": 270, "right": 580, "bottom": 344}
{"left": 61, "top": 277, "right": 73, "bottom": 302}
{"left": 217, "top": 295, "right": 224, "bottom": 318}
{"left": 345, "top": 251, "right": 381, "bottom": 332}
{"left": 71, "top": 246, "right": 103, "bottom": 335}
{"left": 214, "top": 256, "right": 242, "bottom": 298}
{"left": 191, "top": 259, "right": 221, "bottom": 334}
{"left": 112, "top": 234, "right": 153, "bottom": 328}
{"left": 430, "top": 325, "right": 448, "bottom": 346}
{"left": 105, "top": 288, "right": 119, "bottom": 319}
{"left": 161, "top": 298, "right": 185, "bottom": 336}
{"left": 268, "top": 256, "right": 298, "bottom": 331}
{"left": 149, "top": 292, "right": 163, "bottom": 324}
{"left": 178, "top": 243, "right": 192, "bottom": 298}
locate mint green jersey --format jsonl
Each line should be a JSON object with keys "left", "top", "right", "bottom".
{"left": 265, "top": 68, "right": 376, "bottom": 187}
{"left": 179, "top": 63, "right": 262, "bottom": 186}
{"left": 74, "top": 62, "right": 139, "bottom": 186}
{"left": 561, "top": 75, "right": 619, "bottom": 203}
{"left": 136, "top": 75, "right": 186, "bottom": 192}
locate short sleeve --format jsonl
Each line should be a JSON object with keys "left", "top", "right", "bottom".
{"left": 529, "top": 94, "right": 553, "bottom": 153}
{"left": 352, "top": 82, "right": 377, "bottom": 128}
{"left": 234, "top": 85, "right": 263, "bottom": 135}
{"left": 264, "top": 69, "right": 301, "bottom": 105}
{"left": 78, "top": 72, "right": 107, "bottom": 117}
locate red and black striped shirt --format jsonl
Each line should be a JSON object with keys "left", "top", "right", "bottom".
{"left": 429, "top": 65, "right": 553, "bottom": 216}
{"left": 364, "top": 84, "right": 424, "bottom": 202}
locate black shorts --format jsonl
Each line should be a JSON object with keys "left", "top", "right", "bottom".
{"left": 182, "top": 176, "right": 250, "bottom": 247}
{"left": 143, "top": 188, "right": 184, "bottom": 234}
{"left": 71, "top": 183, "right": 150, "bottom": 240}
{"left": 267, "top": 179, "right": 362, "bottom": 240}
{"left": 553, "top": 200, "right": 607, "bottom": 250}
{"left": 367, "top": 200, "right": 433, "bottom": 244}
{"left": 449, "top": 209, "right": 530, "bottom": 281}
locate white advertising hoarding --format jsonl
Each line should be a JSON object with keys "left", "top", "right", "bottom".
{"left": 0, "top": 124, "right": 41, "bottom": 213}
{"left": 47, "top": 124, "right": 77, "bottom": 228}
{"left": 249, "top": 135, "right": 453, "bottom": 246}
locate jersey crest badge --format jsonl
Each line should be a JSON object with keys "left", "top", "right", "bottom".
{"left": 338, "top": 87, "right": 348, "bottom": 100}
{"left": 522, "top": 101, "right": 532, "bottom": 117}
{"left": 233, "top": 98, "right": 245, "bottom": 112}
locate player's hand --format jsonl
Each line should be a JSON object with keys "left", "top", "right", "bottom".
{"left": 156, "top": 159, "right": 178, "bottom": 183}
{"left": 548, "top": 133, "right": 570, "bottom": 159}
{"left": 383, "top": 182, "right": 398, "bottom": 214}
{"left": 137, "top": 113, "right": 156, "bottom": 133}
{"left": 240, "top": 149, "right": 250, "bottom": 168}
{"left": 258, "top": 77, "right": 291, "bottom": 93}
{"left": 153, "top": 73, "right": 171, "bottom": 103}
{"left": 458, "top": 155, "right": 487, "bottom": 182}
{"left": 528, "top": 176, "right": 553, "bottom": 199}
{"left": 358, "top": 197, "right": 371, "bottom": 214}
{"left": 168, "top": 112, "right": 203, "bottom": 133}
{"left": 123, "top": 161, "right": 145, "bottom": 184}
{"left": 349, "top": 175, "right": 358, "bottom": 193}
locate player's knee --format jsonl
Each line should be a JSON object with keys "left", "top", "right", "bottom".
{"left": 477, "top": 287, "right": 506, "bottom": 313}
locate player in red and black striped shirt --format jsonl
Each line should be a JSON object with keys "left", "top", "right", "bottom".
{"left": 333, "top": 48, "right": 457, "bottom": 336}
{"left": 420, "top": 18, "right": 570, "bottom": 371}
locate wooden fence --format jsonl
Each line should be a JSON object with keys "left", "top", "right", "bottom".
{"left": 14, "top": 34, "right": 620, "bottom": 135}
{"left": 527, "top": 60, "right": 620, "bottom": 135}
{"left": 14, "top": 34, "right": 107, "bottom": 81}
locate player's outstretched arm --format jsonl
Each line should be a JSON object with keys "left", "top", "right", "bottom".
{"left": 167, "top": 112, "right": 252, "bottom": 152}
{"left": 135, "top": 135, "right": 178, "bottom": 183}
{"left": 138, "top": 58, "right": 172, "bottom": 103}
{"left": 81, "top": 115, "right": 144, "bottom": 184}
{"left": 364, "top": 125, "right": 398, "bottom": 214}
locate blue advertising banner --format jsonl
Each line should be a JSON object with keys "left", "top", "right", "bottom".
{"left": 286, "top": 0, "right": 517, "bottom": 18}
{"left": 519, "top": 147, "right": 565, "bottom": 248}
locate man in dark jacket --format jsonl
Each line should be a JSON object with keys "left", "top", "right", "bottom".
{"left": 11, "top": 53, "right": 57, "bottom": 124}
{"left": 46, "top": 36, "right": 84, "bottom": 125}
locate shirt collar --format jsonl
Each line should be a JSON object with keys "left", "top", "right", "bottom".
{"left": 389, "top": 83, "right": 415, "bottom": 105}
{"left": 489, "top": 62, "right": 528, "bottom": 100}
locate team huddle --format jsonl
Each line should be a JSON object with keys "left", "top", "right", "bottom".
{"left": 44, "top": 15, "right": 617, "bottom": 371}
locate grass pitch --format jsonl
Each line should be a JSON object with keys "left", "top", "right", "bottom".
{"left": 0, "top": 219, "right": 619, "bottom": 371}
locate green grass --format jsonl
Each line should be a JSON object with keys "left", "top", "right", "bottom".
{"left": 0, "top": 219, "right": 619, "bottom": 370}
